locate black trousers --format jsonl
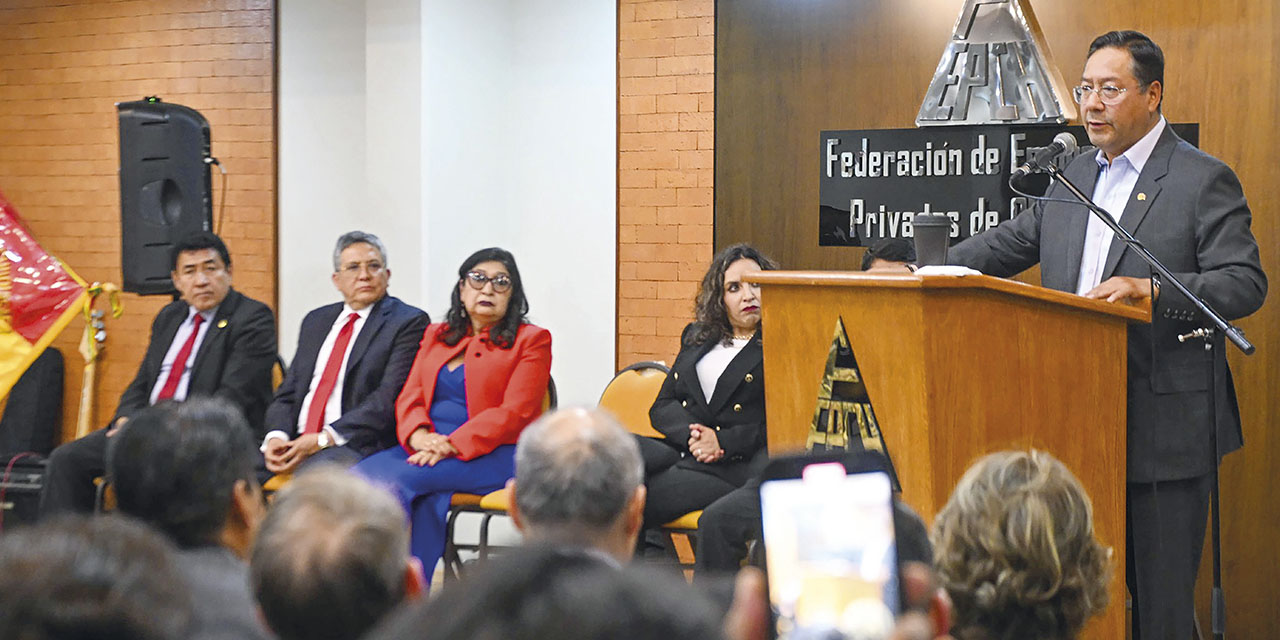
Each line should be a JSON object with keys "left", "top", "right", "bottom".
{"left": 695, "top": 478, "right": 760, "bottom": 576}
{"left": 39, "top": 428, "right": 110, "bottom": 516}
{"left": 643, "top": 464, "right": 737, "bottom": 528}
{"left": 1127, "top": 473, "right": 1213, "bottom": 640}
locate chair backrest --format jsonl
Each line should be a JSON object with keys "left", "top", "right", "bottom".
{"left": 272, "top": 354, "right": 287, "bottom": 390}
{"left": 0, "top": 347, "right": 64, "bottom": 458}
{"left": 542, "top": 375, "right": 557, "bottom": 413}
{"left": 597, "top": 361, "right": 669, "bottom": 439}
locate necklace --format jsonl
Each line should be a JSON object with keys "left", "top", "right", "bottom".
{"left": 732, "top": 333, "right": 753, "bottom": 340}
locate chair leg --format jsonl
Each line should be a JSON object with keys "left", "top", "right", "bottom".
{"left": 443, "top": 508, "right": 464, "bottom": 584}
{"left": 478, "top": 513, "right": 495, "bottom": 561}
{"left": 93, "top": 478, "right": 108, "bottom": 514}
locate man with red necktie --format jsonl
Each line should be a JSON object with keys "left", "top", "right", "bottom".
{"left": 261, "top": 231, "right": 428, "bottom": 472}
{"left": 40, "top": 231, "right": 277, "bottom": 515}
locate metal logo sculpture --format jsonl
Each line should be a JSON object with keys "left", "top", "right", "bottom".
{"left": 917, "top": 0, "right": 1075, "bottom": 126}
{"left": 809, "top": 317, "right": 899, "bottom": 489}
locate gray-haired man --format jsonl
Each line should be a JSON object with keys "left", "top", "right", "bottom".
{"left": 251, "top": 467, "right": 425, "bottom": 640}
{"left": 262, "top": 231, "right": 429, "bottom": 472}
{"left": 508, "top": 407, "right": 647, "bottom": 565}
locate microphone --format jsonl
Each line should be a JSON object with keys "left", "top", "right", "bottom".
{"left": 1011, "top": 132, "right": 1079, "bottom": 180}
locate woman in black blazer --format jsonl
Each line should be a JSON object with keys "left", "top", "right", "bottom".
{"left": 642, "top": 243, "right": 778, "bottom": 570}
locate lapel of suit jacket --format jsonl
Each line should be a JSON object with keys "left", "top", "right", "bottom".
{"left": 148, "top": 302, "right": 189, "bottom": 385}
{"left": 706, "top": 336, "right": 763, "bottom": 414}
{"left": 189, "top": 289, "right": 241, "bottom": 391}
{"left": 293, "top": 302, "right": 343, "bottom": 394}
{"left": 1061, "top": 151, "right": 1102, "bottom": 286}
{"left": 345, "top": 296, "right": 390, "bottom": 375}
{"left": 683, "top": 338, "right": 719, "bottom": 412}
{"left": 1100, "top": 127, "right": 1175, "bottom": 280}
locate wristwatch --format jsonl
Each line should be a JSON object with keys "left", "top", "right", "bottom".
{"left": 318, "top": 430, "right": 333, "bottom": 449}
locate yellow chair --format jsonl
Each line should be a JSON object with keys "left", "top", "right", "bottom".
{"left": 598, "top": 362, "right": 703, "bottom": 570}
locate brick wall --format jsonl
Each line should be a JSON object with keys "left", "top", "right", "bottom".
{"left": 0, "top": 0, "right": 276, "bottom": 443}
{"left": 617, "top": 0, "right": 714, "bottom": 369}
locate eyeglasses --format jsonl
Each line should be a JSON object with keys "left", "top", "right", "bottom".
{"left": 339, "top": 261, "right": 385, "bottom": 277}
{"left": 1072, "top": 84, "right": 1131, "bottom": 106}
{"left": 464, "top": 271, "right": 512, "bottom": 293}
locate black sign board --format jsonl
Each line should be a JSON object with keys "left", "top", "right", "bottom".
{"left": 819, "top": 124, "right": 1198, "bottom": 247}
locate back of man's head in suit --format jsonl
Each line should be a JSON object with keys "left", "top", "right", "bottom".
{"left": 107, "top": 398, "right": 264, "bottom": 555}
{"left": 365, "top": 546, "right": 729, "bottom": 640}
{"left": 509, "top": 407, "right": 646, "bottom": 564}
{"left": 250, "top": 467, "right": 424, "bottom": 640}
{"left": 0, "top": 514, "right": 192, "bottom": 640}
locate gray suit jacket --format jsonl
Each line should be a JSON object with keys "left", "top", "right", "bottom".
{"left": 175, "top": 546, "right": 275, "bottom": 640}
{"left": 949, "top": 126, "right": 1266, "bottom": 482}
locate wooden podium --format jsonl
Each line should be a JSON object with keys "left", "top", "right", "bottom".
{"left": 746, "top": 271, "right": 1150, "bottom": 640}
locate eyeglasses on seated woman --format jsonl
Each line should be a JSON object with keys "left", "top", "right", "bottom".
{"left": 355, "top": 247, "right": 552, "bottom": 580}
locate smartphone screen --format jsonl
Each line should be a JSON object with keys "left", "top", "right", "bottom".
{"left": 760, "top": 462, "right": 899, "bottom": 640}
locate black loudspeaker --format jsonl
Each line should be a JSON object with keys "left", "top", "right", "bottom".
{"left": 0, "top": 457, "right": 45, "bottom": 529}
{"left": 117, "top": 98, "right": 213, "bottom": 296}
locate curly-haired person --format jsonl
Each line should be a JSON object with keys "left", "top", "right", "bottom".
{"left": 932, "top": 450, "right": 1111, "bottom": 640}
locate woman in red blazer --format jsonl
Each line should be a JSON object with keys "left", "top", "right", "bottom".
{"left": 355, "top": 248, "right": 551, "bottom": 575}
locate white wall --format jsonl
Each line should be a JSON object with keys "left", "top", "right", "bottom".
{"left": 278, "top": 0, "right": 371, "bottom": 356}
{"left": 279, "top": 0, "right": 616, "bottom": 407}
{"left": 422, "top": 0, "right": 617, "bottom": 405}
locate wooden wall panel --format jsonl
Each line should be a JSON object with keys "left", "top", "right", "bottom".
{"left": 716, "top": 0, "right": 1278, "bottom": 636}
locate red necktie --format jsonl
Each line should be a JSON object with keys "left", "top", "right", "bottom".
{"left": 156, "top": 313, "right": 205, "bottom": 401}
{"left": 304, "top": 312, "right": 360, "bottom": 435}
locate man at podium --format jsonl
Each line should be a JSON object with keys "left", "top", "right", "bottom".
{"left": 948, "top": 31, "right": 1266, "bottom": 639}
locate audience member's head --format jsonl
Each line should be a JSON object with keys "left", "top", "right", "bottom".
{"left": 861, "top": 238, "right": 916, "bottom": 272}
{"left": 107, "top": 398, "right": 264, "bottom": 557}
{"left": 932, "top": 450, "right": 1109, "bottom": 640}
{"left": 251, "top": 467, "right": 423, "bottom": 640}
{"left": 509, "top": 407, "right": 646, "bottom": 564}
{"left": 332, "top": 230, "right": 391, "bottom": 310}
{"left": 367, "top": 545, "right": 729, "bottom": 640}
{"left": 0, "top": 514, "right": 192, "bottom": 640}
{"left": 169, "top": 231, "right": 234, "bottom": 312}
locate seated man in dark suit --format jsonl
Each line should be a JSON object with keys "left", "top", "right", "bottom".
{"left": 261, "top": 231, "right": 428, "bottom": 472}
{"left": 107, "top": 398, "right": 274, "bottom": 640}
{"left": 39, "top": 231, "right": 276, "bottom": 515}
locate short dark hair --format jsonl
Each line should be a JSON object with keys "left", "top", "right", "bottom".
{"left": 0, "top": 514, "right": 192, "bottom": 640}
{"left": 690, "top": 243, "right": 779, "bottom": 347}
{"left": 860, "top": 238, "right": 916, "bottom": 271}
{"left": 1088, "top": 30, "right": 1164, "bottom": 106}
{"left": 251, "top": 467, "right": 410, "bottom": 640}
{"left": 441, "top": 247, "right": 530, "bottom": 349}
{"left": 170, "top": 231, "right": 232, "bottom": 271}
{"left": 107, "top": 398, "right": 258, "bottom": 548}
{"left": 366, "top": 546, "right": 727, "bottom": 640}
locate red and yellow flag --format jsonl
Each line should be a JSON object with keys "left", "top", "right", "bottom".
{"left": 0, "top": 191, "right": 89, "bottom": 399}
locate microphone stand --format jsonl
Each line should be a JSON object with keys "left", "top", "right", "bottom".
{"left": 1029, "top": 165, "right": 1256, "bottom": 640}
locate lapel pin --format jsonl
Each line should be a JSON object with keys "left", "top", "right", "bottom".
{"left": 1137, "top": 192, "right": 1147, "bottom": 201}
{"left": 217, "top": 319, "right": 228, "bottom": 329}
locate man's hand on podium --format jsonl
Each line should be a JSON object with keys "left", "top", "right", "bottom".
{"left": 1084, "top": 276, "right": 1153, "bottom": 304}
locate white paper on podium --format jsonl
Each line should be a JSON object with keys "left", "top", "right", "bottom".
{"left": 914, "top": 265, "right": 983, "bottom": 277}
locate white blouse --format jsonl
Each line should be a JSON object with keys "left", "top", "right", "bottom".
{"left": 695, "top": 337, "right": 751, "bottom": 403}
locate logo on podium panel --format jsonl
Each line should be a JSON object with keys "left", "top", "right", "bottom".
{"left": 917, "top": 0, "right": 1075, "bottom": 126}
{"left": 810, "top": 317, "right": 899, "bottom": 489}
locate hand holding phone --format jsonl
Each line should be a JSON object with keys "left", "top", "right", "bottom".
{"left": 760, "top": 454, "right": 901, "bottom": 640}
